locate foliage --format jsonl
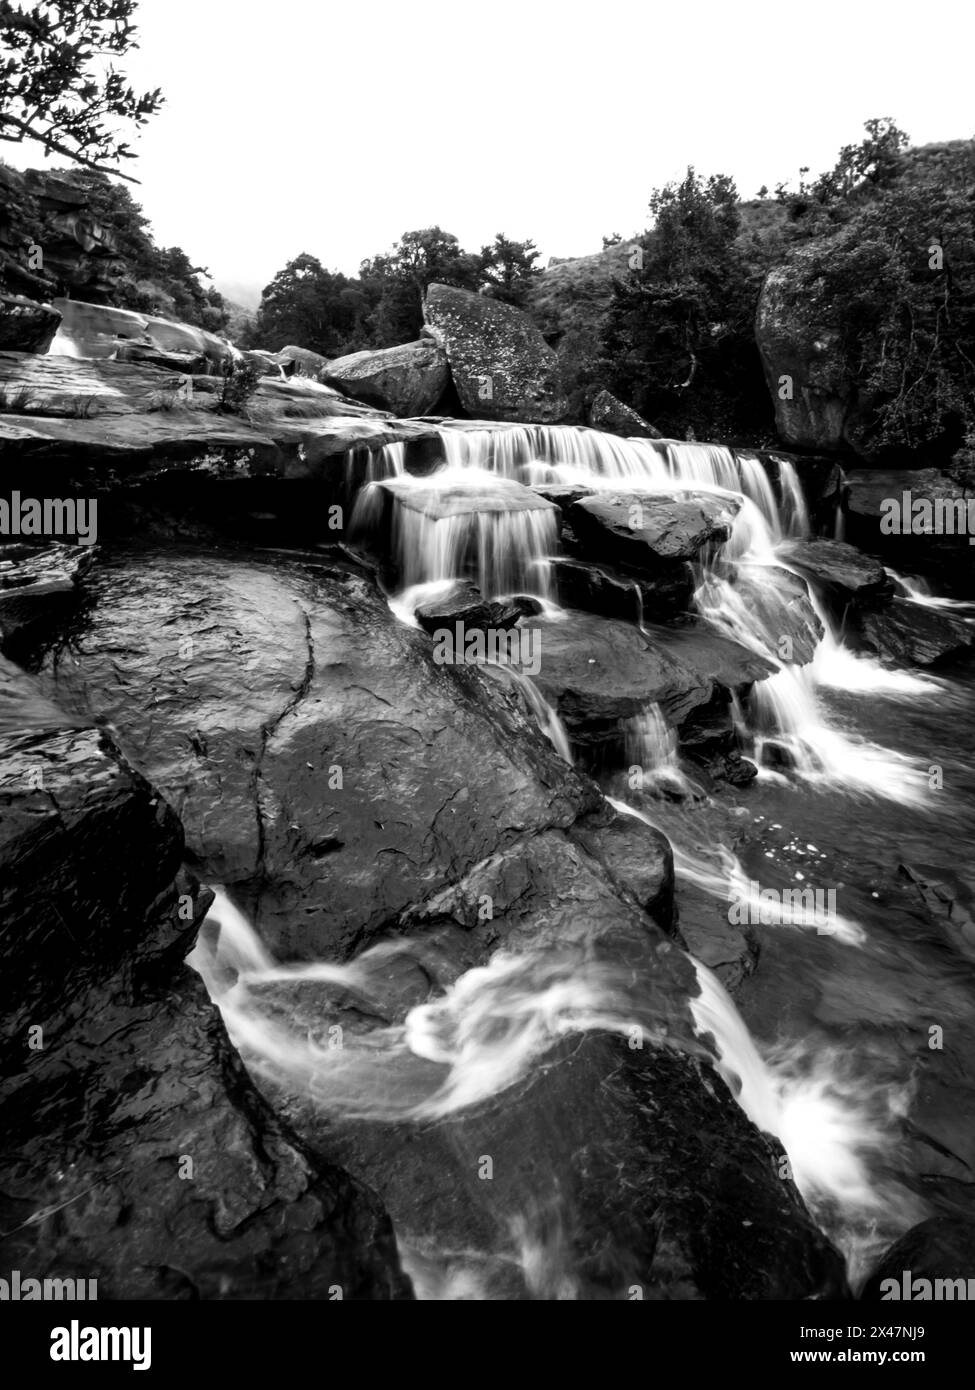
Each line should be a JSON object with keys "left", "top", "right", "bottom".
{"left": 217, "top": 356, "right": 263, "bottom": 414}
{"left": 477, "top": 233, "right": 541, "bottom": 307}
{"left": 245, "top": 253, "right": 369, "bottom": 357}
{"left": 779, "top": 139, "right": 975, "bottom": 456}
{"left": 359, "top": 227, "right": 481, "bottom": 345}
{"left": 601, "top": 167, "right": 771, "bottom": 438}
{"left": 0, "top": 0, "right": 161, "bottom": 181}
{"left": 250, "top": 228, "right": 544, "bottom": 357}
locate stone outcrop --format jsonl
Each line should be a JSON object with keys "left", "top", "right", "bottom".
{"left": 423, "top": 282, "right": 568, "bottom": 423}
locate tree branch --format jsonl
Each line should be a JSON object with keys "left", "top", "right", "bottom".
{"left": 0, "top": 113, "right": 140, "bottom": 182}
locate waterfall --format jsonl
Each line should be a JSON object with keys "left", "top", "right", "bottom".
{"left": 347, "top": 423, "right": 938, "bottom": 803}
{"left": 622, "top": 703, "right": 689, "bottom": 796}
{"left": 689, "top": 962, "right": 923, "bottom": 1277}
{"left": 352, "top": 467, "right": 559, "bottom": 600}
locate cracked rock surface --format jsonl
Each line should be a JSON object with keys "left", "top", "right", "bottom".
{"left": 0, "top": 656, "right": 410, "bottom": 1299}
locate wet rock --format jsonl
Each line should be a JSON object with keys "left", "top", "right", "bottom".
{"left": 0, "top": 656, "right": 407, "bottom": 1299}
{"left": 570, "top": 800, "right": 676, "bottom": 930}
{"left": 724, "top": 564, "right": 824, "bottom": 666}
{"left": 241, "top": 825, "right": 842, "bottom": 1299}
{"left": 414, "top": 580, "right": 531, "bottom": 634}
{"left": 645, "top": 620, "right": 776, "bottom": 695}
{"left": 781, "top": 538, "right": 893, "bottom": 607}
{"left": 588, "top": 389, "right": 661, "bottom": 439}
{"left": 423, "top": 282, "right": 569, "bottom": 424}
{"left": 0, "top": 293, "right": 61, "bottom": 353}
{"left": 0, "top": 542, "right": 94, "bottom": 658}
{"left": 532, "top": 610, "right": 712, "bottom": 750}
{"left": 551, "top": 555, "right": 695, "bottom": 623}
{"left": 860, "top": 1216, "right": 975, "bottom": 1300}
{"left": 324, "top": 340, "right": 450, "bottom": 416}
{"left": 568, "top": 491, "right": 740, "bottom": 571}
{"left": 855, "top": 599, "right": 975, "bottom": 668}
{"left": 40, "top": 550, "right": 602, "bottom": 960}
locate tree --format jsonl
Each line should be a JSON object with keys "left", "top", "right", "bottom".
{"left": 478, "top": 233, "right": 541, "bottom": 306}
{"left": 601, "top": 167, "right": 768, "bottom": 437}
{"left": 360, "top": 227, "right": 481, "bottom": 344}
{"left": 249, "top": 254, "right": 365, "bottom": 357}
{"left": 0, "top": 0, "right": 162, "bottom": 181}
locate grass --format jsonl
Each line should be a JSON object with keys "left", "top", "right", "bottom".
{"left": 0, "top": 384, "right": 36, "bottom": 414}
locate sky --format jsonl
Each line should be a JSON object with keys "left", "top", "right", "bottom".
{"left": 8, "top": 0, "right": 975, "bottom": 307}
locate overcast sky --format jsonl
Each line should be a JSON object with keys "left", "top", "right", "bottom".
{"left": 9, "top": 0, "right": 975, "bottom": 306}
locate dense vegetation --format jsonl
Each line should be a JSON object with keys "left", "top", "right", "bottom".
{"left": 245, "top": 230, "right": 541, "bottom": 356}
{"left": 598, "top": 120, "right": 975, "bottom": 456}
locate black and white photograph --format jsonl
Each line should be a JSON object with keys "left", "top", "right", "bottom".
{"left": 1, "top": 0, "right": 974, "bottom": 1359}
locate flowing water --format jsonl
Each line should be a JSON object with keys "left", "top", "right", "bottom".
{"left": 193, "top": 423, "right": 975, "bottom": 1296}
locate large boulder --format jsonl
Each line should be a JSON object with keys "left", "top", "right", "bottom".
{"left": 755, "top": 251, "right": 857, "bottom": 454}
{"left": 589, "top": 389, "right": 661, "bottom": 439}
{"left": 0, "top": 293, "right": 61, "bottom": 353}
{"left": 323, "top": 340, "right": 449, "bottom": 416}
{"left": 568, "top": 491, "right": 740, "bottom": 570}
{"left": 782, "top": 538, "right": 893, "bottom": 607}
{"left": 854, "top": 598, "right": 975, "bottom": 667}
{"left": 0, "top": 656, "right": 408, "bottom": 1300}
{"left": 274, "top": 345, "right": 331, "bottom": 379}
{"left": 423, "top": 282, "right": 568, "bottom": 423}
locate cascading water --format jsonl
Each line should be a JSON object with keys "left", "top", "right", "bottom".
{"left": 191, "top": 422, "right": 951, "bottom": 1297}
{"left": 622, "top": 702, "right": 690, "bottom": 796}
